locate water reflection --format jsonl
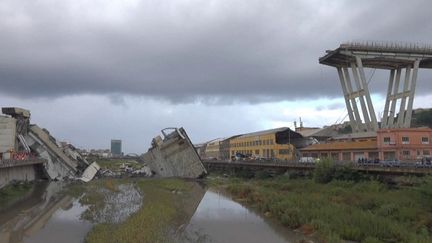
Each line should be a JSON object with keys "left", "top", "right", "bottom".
{"left": 23, "top": 200, "right": 91, "bottom": 243}
{"left": 0, "top": 182, "right": 143, "bottom": 243}
{"left": 0, "top": 182, "right": 91, "bottom": 243}
{"left": 182, "top": 190, "right": 306, "bottom": 243}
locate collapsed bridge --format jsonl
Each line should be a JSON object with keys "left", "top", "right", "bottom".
{"left": 0, "top": 107, "right": 99, "bottom": 188}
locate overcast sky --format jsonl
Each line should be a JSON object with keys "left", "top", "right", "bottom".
{"left": 1, "top": 0, "right": 431, "bottom": 153}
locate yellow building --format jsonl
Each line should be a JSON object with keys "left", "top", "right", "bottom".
{"left": 204, "top": 138, "right": 224, "bottom": 159}
{"left": 229, "top": 127, "right": 301, "bottom": 161}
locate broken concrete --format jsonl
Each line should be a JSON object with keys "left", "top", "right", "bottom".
{"left": 25, "top": 125, "right": 81, "bottom": 179}
{"left": 0, "top": 107, "right": 99, "bottom": 183}
{"left": 79, "top": 162, "right": 100, "bottom": 182}
{"left": 142, "top": 127, "right": 207, "bottom": 178}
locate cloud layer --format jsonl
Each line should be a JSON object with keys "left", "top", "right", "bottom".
{"left": 1, "top": 0, "right": 431, "bottom": 103}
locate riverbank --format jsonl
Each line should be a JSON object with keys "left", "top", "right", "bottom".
{"left": 209, "top": 174, "right": 432, "bottom": 242}
{"left": 2, "top": 172, "right": 431, "bottom": 243}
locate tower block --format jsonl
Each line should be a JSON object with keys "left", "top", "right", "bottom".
{"left": 320, "top": 42, "right": 432, "bottom": 132}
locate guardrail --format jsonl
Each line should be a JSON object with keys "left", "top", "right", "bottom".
{"left": 203, "top": 160, "right": 432, "bottom": 175}
{"left": 0, "top": 159, "right": 46, "bottom": 169}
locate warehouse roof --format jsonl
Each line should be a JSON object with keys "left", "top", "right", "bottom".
{"left": 331, "top": 131, "right": 377, "bottom": 141}
{"left": 234, "top": 127, "right": 302, "bottom": 139}
{"left": 301, "top": 140, "right": 377, "bottom": 151}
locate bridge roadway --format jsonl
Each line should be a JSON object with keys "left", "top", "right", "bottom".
{"left": 0, "top": 159, "right": 46, "bottom": 169}
{"left": 203, "top": 160, "right": 432, "bottom": 176}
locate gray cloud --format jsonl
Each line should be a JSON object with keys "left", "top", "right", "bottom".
{"left": 0, "top": 0, "right": 431, "bottom": 103}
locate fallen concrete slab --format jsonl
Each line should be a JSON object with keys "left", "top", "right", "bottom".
{"left": 79, "top": 162, "right": 100, "bottom": 182}
{"left": 142, "top": 127, "right": 207, "bottom": 178}
{"left": 25, "top": 125, "right": 79, "bottom": 179}
{"left": 1, "top": 107, "right": 99, "bottom": 182}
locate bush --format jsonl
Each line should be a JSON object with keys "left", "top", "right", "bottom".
{"left": 333, "top": 164, "right": 364, "bottom": 182}
{"left": 255, "top": 170, "right": 272, "bottom": 179}
{"left": 280, "top": 208, "right": 302, "bottom": 228}
{"left": 314, "top": 158, "right": 335, "bottom": 183}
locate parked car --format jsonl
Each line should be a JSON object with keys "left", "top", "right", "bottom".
{"left": 415, "top": 161, "right": 425, "bottom": 168}
{"left": 382, "top": 159, "right": 400, "bottom": 167}
{"left": 299, "top": 157, "right": 315, "bottom": 164}
{"left": 415, "top": 158, "right": 432, "bottom": 168}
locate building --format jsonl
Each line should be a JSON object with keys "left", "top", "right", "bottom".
{"left": 377, "top": 127, "right": 432, "bottom": 161}
{"left": 204, "top": 138, "right": 224, "bottom": 160}
{"left": 300, "top": 128, "right": 432, "bottom": 163}
{"left": 301, "top": 140, "right": 378, "bottom": 162}
{"left": 194, "top": 143, "right": 206, "bottom": 159}
{"left": 110, "top": 139, "right": 122, "bottom": 157}
{"left": 89, "top": 149, "right": 111, "bottom": 158}
{"left": 229, "top": 127, "right": 302, "bottom": 161}
{"left": 219, "top": 135, "right": 241, "bottom": 161}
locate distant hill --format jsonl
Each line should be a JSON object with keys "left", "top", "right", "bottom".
{"left": 412, "top": 108, "right": 432, "bottom": 128}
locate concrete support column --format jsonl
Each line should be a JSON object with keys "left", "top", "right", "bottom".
{"left": 343, "top": 67, "right": 364, "bottom": 132}
{"left": 356, "top": 56, "right": 378, "bottom": 131}
{"left": 381, "top": 60, "right": 419, "bottom": 129}
{"left": 396, "top": 67, "right": 411, "bottom": 127}
{"left": 388, "top": 68, "right": 402, "bottom": 127}
{"left": 351, "top": 61, "right": 371, "bottom": 130}
{"left": 336, "top": 59, "right": 384, "bottom": 133}
{"left": 404, "top": 59, "right": 420, "bottom": 127}
{"left": 337, "top": 67, "right": 357, "bottom": 132}
{"left": 382, "top": 69, "right": 395, "bottom": 128}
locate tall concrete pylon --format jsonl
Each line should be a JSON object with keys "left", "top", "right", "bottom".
{"left": 320, "top": 42, "right": 432, "bottom": 132}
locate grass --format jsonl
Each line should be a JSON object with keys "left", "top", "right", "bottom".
{"left": 215, "top": 175, "right": 432, "bottom": 243}
{"left": 0, "top": 182, "right": 33, "bottom": 208}
{"left": 65, "top": 178, "right": 196, "bottom": 243}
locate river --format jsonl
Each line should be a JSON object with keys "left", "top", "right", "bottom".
{"left": 0, "top": 180, "right": 310, "bottom": 243}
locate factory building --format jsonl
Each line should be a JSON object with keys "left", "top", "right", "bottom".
{"left": 110, "top": 139, "right": 122, "bottom": 157}
{"left": 300, "top": 128, "right": 432, "bottom": 162}
{"left": 229, "top": 127, "right": 302, "bottom": 161}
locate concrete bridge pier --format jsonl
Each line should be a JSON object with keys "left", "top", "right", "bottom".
{"left": 381, "top": 60, "right": 420, "bottom": 128}
{"left": 336, "top": 56, "right": 378, "bottom": 132}
{"left": 320, "top": 42, "right": 432, "bottom": 132}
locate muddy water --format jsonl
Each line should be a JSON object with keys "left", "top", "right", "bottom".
{"left": 0, "top": 182, "right": 143, "bottom": 243}
{"left": 0, "top": 181, "right": 307, "bottom": 243}
{"left": 22, "top": 200, "right": 91, "bottom": 243}
{"left": 180, "top": 190, "right": 306, "bottom": 243}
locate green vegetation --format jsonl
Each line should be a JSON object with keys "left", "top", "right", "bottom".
{"left": 0, "top": 182, "right": 33, "bottom": 208}
{"left": 412, "top": 109, "right": 432, "bottom": 128}
{"left": 66, "top": 178, "right": 195, "bottom": 243}
{"left": 338, "top": 124, "right": 352, "bottom": 134}
{"left": 214, "top": 175, "right": 432, "bottom": 242}
{"left": 314, "top": 158, "right": 366, "bottom": 183}
{"left": 313, "top": 158, "right": 336, "bottom": 183}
